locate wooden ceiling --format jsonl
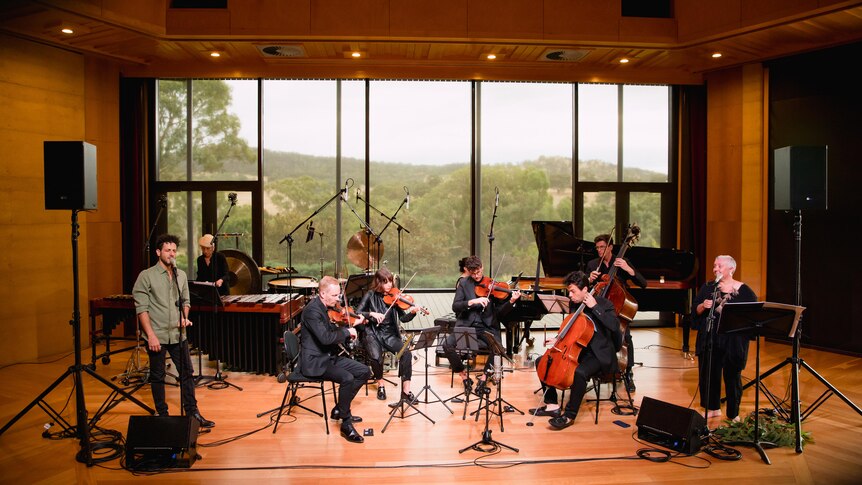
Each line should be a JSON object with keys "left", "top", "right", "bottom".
{"left": 2, "top": 0, "right": 861, "bottom": 84}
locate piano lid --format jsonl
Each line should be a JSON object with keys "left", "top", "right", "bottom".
{"left": 532, "top": 220, "right": 697, "bottom": 282}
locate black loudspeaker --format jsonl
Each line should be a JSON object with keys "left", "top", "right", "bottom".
{"left": 636, "top": 396, "right": 706, "bottom": 455}
{"left": 43, "top": 141, "right": 97, "bottom": 210}
{"left": 774, "top": 145, "right": 827, "bottom": 211}
{"left": 125, "top": 416, "right": 199, "bottom": 469}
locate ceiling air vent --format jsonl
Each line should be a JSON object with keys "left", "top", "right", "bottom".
{"left": 256, "top": 45, "right": 307, "bottom": 58}
{"left": 540, "top": 48, "right": 590, "bottom": 62}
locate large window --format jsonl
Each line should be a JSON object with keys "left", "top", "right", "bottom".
{"left": 369, "top": 81, "right": 471, "bottom": 287}
{"left": 152, "top": 79, "right": 674, "bottom": 288}
{"left": 480, "top": 82, "right": 573, "bottom": 278}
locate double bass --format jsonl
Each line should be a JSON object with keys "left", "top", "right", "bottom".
{"left": 592, "top": 224, "right": 640, "bottom": 371}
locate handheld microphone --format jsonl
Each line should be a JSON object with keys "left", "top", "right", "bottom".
{"left": 228, "top": 192, "right": 238, "bottom": 205}
{"left": 495, "top": 187, "right": 500, "bottom": 207}
{"left": 306, "top": 220, "right": 315, "bottom": 243}
{"left": 404, "top": 186, "right": 410, "bottom": 210}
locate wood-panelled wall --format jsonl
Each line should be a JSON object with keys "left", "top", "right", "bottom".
{"left": 704, "top": 65, "right": 768, "bottom": 298}
{"left": 0, "top": 34, "right": 122, "bottom": 365}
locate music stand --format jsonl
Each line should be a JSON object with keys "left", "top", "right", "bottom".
{"left": 718, "top": 301, "right": 803, "bottom": 465}
{"left": 443, "top": 327, "right": 481, "bottom": 419}
{"left": 411, "top": 327, "right": 453, "bottom": 413}
{"left": 459, "top": 329, "right": 519, "bottom": 454}
{"left": 381, "top": 333, "right": 437, "bottom": 433}
{"left": 469, "top": 331, "right": 523, "bottom": 432}
{"left": 344, "top": 273, "right": 374, "bottom": 305}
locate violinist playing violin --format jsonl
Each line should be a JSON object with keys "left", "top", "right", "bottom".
{"left": 531, "top": 271, "right": 621, "bottom": 429}
{"left": 442, "top": 255, "right": 521, "bottom": 397}
{"left": 298, "top": 276, "right": 370, "bottom": 443}
{"left": 587, "top": 233, "right": 647, "bottom": 393}
{"left": 355, "top": 268, "right": 421, "bottom": 406}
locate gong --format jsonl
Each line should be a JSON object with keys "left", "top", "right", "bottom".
{"left": 221, "top": 249, "right": 262, "bottom": 294}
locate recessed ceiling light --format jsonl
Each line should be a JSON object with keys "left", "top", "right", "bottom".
{"left": 619, "top": 58, "right": 630, "bottom": 64}
{"left": 351, "top": 52, "right": 361, "bottom": 58}
{"left": 712, "top": 52, "right": 723, "bottom": 58}
{"left": 210, "top": 51, "right": 221, "bottom": 58}
{"left": 61, "top": 27, "right": 74, "bottom": 34}
{"left": 487, "top": 54, "right": 497, "bottom": 60}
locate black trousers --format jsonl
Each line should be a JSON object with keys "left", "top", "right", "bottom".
{"left": 441, "top": 327, "right": 499, "bottom": 374}
{"left": 320, "top": 355, "right": 371, "bottom": 420}
{"left": 539, "top": 350, "right": 603, "bottom": 419}
{"left": 364, "top": 329, "right": 412, "bottom": 382}
{"left": 147, "top": 339, "right": 198, "bottom": 415}
{"left": 698, "top": 346, "right": 744, "bottom": 419}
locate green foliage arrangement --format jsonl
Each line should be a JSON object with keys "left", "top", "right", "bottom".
{"left": 713, "top": 414, "right": 813, "bottom": 448}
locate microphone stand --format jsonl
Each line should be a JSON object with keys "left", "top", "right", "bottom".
{"left": 315, "top": 229, "right": 326, "bottom": 280}
{"left": 487, "top": 190, "right": 499, "bottom": 273}
{"left": 280, "top": 186, "right": 348, "bottom": 294}
{"left": 701, "top": 280, "right": 722, "bottom": 426}
{"left": 343, "top": 195, "right": 383, "bottom": 272}
{"left": 171, "top": 264, "right": 190, "bottom": 417}
{"left": 357, "top": 191, "right": 411, "bottom": 275}
{"left": 200, "top": 195, "right": 242, "bottom": 391}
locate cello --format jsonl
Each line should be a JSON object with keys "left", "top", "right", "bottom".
{"left": 592, "top": 224, "right": 640, "bottom": 371}
{"left": 535, "top": 292, "right": 599, "bottom": 390}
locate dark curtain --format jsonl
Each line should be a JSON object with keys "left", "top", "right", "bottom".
{"left": 766, "top": 42, "right": 862, "bottom": 355}
{"left": 120, "top": 78, "right": 154, "bottom": 293}
{"left": 678, "top": 85, "right": 708, "bottom": 287}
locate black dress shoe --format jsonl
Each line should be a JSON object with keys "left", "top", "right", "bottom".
{"left": 388, "top": 392, "right": 418, "bottom": 408}
{"left": 330, "top": 408, "right": 363, "bottom": 422}
{"left": 192, "top": 412, "right": 215, "bottom": 428}
{"left": 549, "top": 415, "right": 575, "bottom": 430}
{"left": 377, "top": 386, "right": 386, "bottom": 400}
{"left": 528, "top": 406, "right": 561, "bottom": 417}
{"left": 340, "top": 423, "right": 364, "bottom": 443}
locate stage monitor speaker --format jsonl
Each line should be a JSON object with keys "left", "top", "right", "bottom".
{"left": 636, "top": 396, "right": 706, "bottom": 455}
{"left": 125, "top": 415, "right": 199, "bottom": 469}
{"left": 44, "top": 141, "right": 97, "bottom": 210}
{"left": 774, "top": 145, "right": 827, "bottom": 211}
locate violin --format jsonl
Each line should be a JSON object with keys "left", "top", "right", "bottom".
{"left": 383, "top": 288, "right": 430, "bottom": 315}
{"left": 474, "top": 276, "right": 515, "bottom": 299}
{"left": 327, "top": 303, "right": 363, "bottom": 326}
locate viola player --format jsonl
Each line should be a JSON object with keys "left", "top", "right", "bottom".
{"left": 355, "top": 268, "right": 420, "bottom": 406}
{"left": 587, "top": 233, "right": 646, "bottom": 392}
{"left": 441, "top": 255, "right": 520, "bottom": 397}
{"left": 298, "top": 276, "right": 370, "bottom": 443}
{"left": 531, "top": 270, "right": 621, "bottom": 429}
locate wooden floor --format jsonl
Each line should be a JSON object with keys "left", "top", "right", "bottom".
{"left": 1, "top": 326, "right": 861, "bottom": 484}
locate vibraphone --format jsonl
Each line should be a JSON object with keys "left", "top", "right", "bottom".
{"left": 190, "top": 293, "right": 305, "bottom": 375}
{"left": 89, "top": 293, "right": 305, "bottom": 375}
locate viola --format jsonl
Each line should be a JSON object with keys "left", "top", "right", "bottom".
{"left": 474, "top": 276, "right": 514, "bottom": 299}
{"left": 383, "top": 288, "right": 430, "bottom": 315}
{"left": 327, "top": 303, "right": 363, "bottom": 326}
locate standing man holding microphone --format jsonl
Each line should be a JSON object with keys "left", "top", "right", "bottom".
{"left": 133, "top": 234, "right": 215, "bottom": 428}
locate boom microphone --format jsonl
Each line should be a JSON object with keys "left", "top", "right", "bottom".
{"left": 228, "top": 192, "right": 238, "bottom": 205}
{"left": 404, "top": 186, "right": 410, "bottom": 210}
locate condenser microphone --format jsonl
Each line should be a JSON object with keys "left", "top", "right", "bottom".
{"left": 342, "top": 180, "right": 350, "bottom": 202}
{"left": 356, "top": 188, "right": 360, "bottom": 204}
{"left": 228, "top": 192, "right": 237, "bottom": 205}
{"left": 404, "top": 186, "right": 410, "bottom": 210}
{"left": 306, "top": 220, "right": 315, "bottom": 243}
{"left": 495, "top": 187, "right": 500, "bottom": 207}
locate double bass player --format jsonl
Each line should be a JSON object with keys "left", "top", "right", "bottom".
{"left": 530, "top": 271, "right": 622, "bottom": 429}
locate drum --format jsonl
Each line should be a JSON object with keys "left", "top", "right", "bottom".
{"left": 268, "top": 276, "right": 318, "bottom": 295}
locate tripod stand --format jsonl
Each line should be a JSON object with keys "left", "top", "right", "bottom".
{"left": 741, "top": 210, "right": 862, "bottom": 452}
{"left": 0, "top": 210, "right": 154, "bottom": 464}
{"left": 442, "top": 327, "right": 481, "bottom": 419}
{"left": 381, "top": 333, "right": 436, "bottom": 433}
{"left": 469, "top": 331, "right": 524, "bottom": 432}
{"left": 459, "top": 331, "right": 519, "bottom": 454}
{"left": 412, "top": 326, "right": 453, "bottom": 414}
{"left": 720, "top": 301, "right": 803, "bottom": 464}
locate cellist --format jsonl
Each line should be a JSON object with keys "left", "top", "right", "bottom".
{"left": 587, "top": 233, "right": 647, "bottom": 392}
{"left": 530, "top": 271, "right": 621, "bottom": 429}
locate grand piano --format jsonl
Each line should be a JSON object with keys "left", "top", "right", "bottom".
{"left": 503, "top": 220, "right": 698, "bottom": 354}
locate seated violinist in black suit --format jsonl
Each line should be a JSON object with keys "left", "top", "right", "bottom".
{"left": 298, "top": 276, "right": 370, "bottom": 443}
{"left": 531, "top": 270, "right": 622, "bottom": 429}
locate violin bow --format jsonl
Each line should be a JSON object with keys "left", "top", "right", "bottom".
{"left": 382, "top": 271, "right": 418, "bottom": 320}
